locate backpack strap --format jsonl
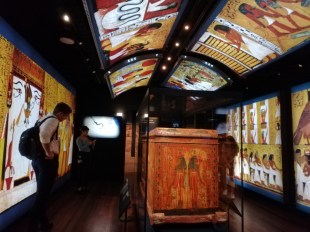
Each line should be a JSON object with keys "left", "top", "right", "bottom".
{"left": 36, "top": 115, "right": 58, "bottom": 140}
{"left": 36, "top": 115, "right": 57, "bottom": 127}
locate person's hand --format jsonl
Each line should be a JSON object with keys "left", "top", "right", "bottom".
{"left": 45, "top": 151, "right": 54, "bottom": 159}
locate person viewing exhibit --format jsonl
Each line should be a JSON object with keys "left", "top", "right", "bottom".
{"left": 27, "top": 102, "right": 72, "bottom": 232}
{"left": 76, "top": 125, "right": 96, "bottom": 192}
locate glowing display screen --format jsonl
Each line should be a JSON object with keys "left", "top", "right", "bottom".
{"left": 191, "top": 0, "right": 310, "bottom": 75}
{"left": 107, "top": 58, "right": 158, "bottom": 97}
{"left": 83, "top": 116, "right": 120, "bottom": 138}
{"left": 165, "top": 59, "right": 229, "bottom": 91}
{"left": 94, "top": 0, "right": 182, "bottom": 64}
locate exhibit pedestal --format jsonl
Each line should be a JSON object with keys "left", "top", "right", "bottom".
{"left": 141, "top": 127, "right": 227, "bottom": 225}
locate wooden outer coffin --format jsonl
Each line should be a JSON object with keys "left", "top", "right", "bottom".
{"left": 143, "top": 127, "right": 227, "bottom": 225}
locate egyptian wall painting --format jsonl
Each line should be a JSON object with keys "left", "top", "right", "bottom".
{"left": 0, "top": 35, "right": 75, "bottom": 214}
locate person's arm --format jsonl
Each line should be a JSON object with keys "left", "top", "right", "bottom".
{"left": 42, "top": 143, "right": 54, "bottom": 159}
{"left": 76, "top": 137, "right": 95, "bottom": 151}
{"left": 76, "top": 137, "right": 88, "bottom": 151}
{"left": 226, "top": 30, "right": 242, "bottom": 51}
{"left": 245, "top": 13, "right": 267, "bottom": 28}
{"left": 39, "top": 116, "right": 59, "bottom": 159}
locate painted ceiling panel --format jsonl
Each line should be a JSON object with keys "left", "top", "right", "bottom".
{"left": 94, "top": 0, "right": 182, "bottom": 64}
{"left": 165, "top": 57, "right": 230, "bottom": 91}
{"left": 106, "top": 57, "right": 159, "bottom": 97}
{"left": 191, "top": 0, "right": 310, "bottom": 75}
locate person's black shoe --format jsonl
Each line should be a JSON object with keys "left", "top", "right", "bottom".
{"left": 39, "top": 222, "right": 54, "bottom": 231}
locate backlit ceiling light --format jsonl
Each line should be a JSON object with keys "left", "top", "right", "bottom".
{"left": 59, "top": 37, "right": 75, "bottom": 45}
{"left": 63, "top": 14, "right": 70, "bottom": 22}
{"left": 127, "top": 57, "right": 136, "bottom": 62}
{"left": 175, "top": 42, "right": 180, "bottom": 47}
{"left": 184, "top": 25, "right": 190, "bottom": 30}
{"left": 162, "top": 65, "right": 167, "bottom": 70}
{"left": 298, "top": 64, "right": 303, "bottom": 68}
{"left": 116, "top": 112, "right": 123, "bottom": 117}
{"left": 167, "top": 57, "right": 171, "bottom": 61}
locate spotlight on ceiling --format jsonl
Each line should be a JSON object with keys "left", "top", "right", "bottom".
{"left": 63, "top": 14, "right": 70, "bottom": 23}
{"left": 116, "top": 112, "right": 123, "bottom": 117}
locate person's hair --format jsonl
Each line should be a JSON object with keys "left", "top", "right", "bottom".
{"left": 307, "top": 155, "right": 310, "bottom": 165}
{"left": 148, "top": 22, "right": 162, "bottom": 29}
{"left": 263, "top": 154, "right": 267, "bottom": 160}
{"left": 53, "top": 102, "right": 72, "bottom": 114}
{"left": 269, "top": 154, "right": 274, "bottom": 161}
{"left": 80, "top": 125, "right": 89, "bottom": 132}
{"left": 214, "top": 24, "right": 229, "bottom": 32}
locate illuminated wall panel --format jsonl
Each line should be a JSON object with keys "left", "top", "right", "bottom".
{"left": 291, "top": 82, "right": 310, "bottom": 213}
{"left": 0, "top": 34, "right": 75, "bottom": 214}
{"left": 227, "top": 93, "right": 283, "bottom": 200}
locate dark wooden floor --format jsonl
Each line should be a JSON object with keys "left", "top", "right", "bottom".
{"left": 228, "top": 189, "right": 310, "bottom": 232}
{"left": 5, "top": 179, "right": 139, "bottom": 232}
{"left": 4, "top": 179, "right": 310, "bottom": 232}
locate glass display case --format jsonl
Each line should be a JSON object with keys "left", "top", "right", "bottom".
{"left": 134, "top": 87, "right": 244, "bottom": 232}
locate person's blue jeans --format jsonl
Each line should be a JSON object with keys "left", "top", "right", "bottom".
{"left": 27, "top": 157, "right": 58, "bottom": 231}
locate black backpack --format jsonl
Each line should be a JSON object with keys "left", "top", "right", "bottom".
{"left": 18, "top": 116, "right": 56, "bottom": 160}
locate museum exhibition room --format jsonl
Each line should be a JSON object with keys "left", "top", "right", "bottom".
{"left": 0, "top": 0, "right": 310, "bottom": 231}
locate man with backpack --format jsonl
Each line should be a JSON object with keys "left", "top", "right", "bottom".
{"left": 27, "top": 102, "right": 72, "bottom": 232}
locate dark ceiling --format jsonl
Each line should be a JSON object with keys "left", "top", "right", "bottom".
{"left": 1, "top": 0, "right": 310, "bottom": 119}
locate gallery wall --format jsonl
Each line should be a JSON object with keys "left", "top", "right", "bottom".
{"left": 0, "top": 18, "right": 76, "bottom": 230}
{"left": 227, "top": 87, "right": 310, "bottom": 214}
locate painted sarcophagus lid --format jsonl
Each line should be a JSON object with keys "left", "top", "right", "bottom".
{"left": 149, "top": 127, "right": 218, "bottom": 138}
